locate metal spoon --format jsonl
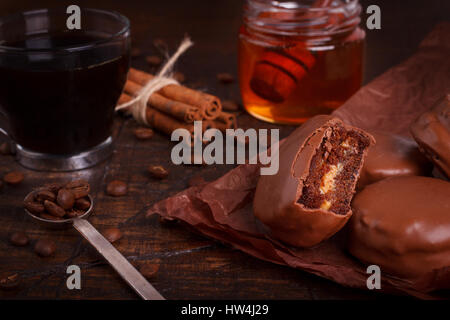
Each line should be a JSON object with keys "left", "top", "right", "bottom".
{"left": 24, "top": 191, "right": 164, "bottom": 300}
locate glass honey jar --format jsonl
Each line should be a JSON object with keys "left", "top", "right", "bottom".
{"left": 239, "top": 0, "right": 365, "bottom": 124}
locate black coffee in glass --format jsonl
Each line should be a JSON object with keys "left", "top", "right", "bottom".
{"left": 0, "top": 30, "right": 129, "bottom": 155}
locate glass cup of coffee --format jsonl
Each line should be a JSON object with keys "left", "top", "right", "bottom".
{"left": 0, "top": 8, "right": 130, "bottom": 171}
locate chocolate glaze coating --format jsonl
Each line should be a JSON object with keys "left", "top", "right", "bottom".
{"left": 253, "top": 115, "right": 373, "bottom": 248}
{"left": 411, "top": 94, "right": 450, "bottom": 179}
{"left": 358, "top": 131, "right": 431, "bottom": 188}
{"left": 348, "top": 176, "right": 450, "bottom": 278}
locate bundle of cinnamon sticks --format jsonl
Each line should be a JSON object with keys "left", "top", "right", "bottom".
{"left": 118, "top": 68, "right": 237, "bottom": 141}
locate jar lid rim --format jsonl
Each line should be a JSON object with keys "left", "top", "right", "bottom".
{"left": 243, "top": 0, "right": 362, "bottom": 37}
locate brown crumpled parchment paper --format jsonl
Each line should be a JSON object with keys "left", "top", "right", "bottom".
{"left": 147, "top": 23, "right": 450, "bottom": 299}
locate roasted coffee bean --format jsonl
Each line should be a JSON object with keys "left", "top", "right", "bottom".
{"left": 0, "top": 142, "right": 12, "bottom": 155}
{"left": 3, "top": 171, "right": 24, "bottom": 185}
{"left": 106, "top": 180, "right": 128, "bottom": 197}
{"left": 35, "top": 190, "right": 56, "bottom": 203}
{"left": 65, "top": 180, "right": 90, "bottom": 199}
{"left": 146, "top": 55, "right": 162, "bottom": 66}
{"left": 131, "top": 47, "right": 142, "bottom": 58}
{"left": 217, "top": 72, "right": 234, "bottom": 84}
{"left": 66, "top": 209, "right": 84, "bottom": 218}
{"left": 188, "top": 176, "right": 207, "bottom": 187}
{"left": 139, "top": 263, "right": 160, "bottom": 279}
{"left": 24, "top": 200, "right": 45, "bottom": 215}
{"left": 0, "top": 273, "right": 20, "bottom": 291}
{"left": 148, "top": 165, "right": 169, "bottom": 179}
{"left": 71, "top": 186, "right": 89, "bottom": 199}
{"left": 43, "top": 200, "right": 66, "bottom": 218}
{"left": 41, "top": 183, "right": 64, "bottom": 194}
{"left": 65, "top": 179, "right": 89, "bottom": 189}
{"left": 173, "top": 72, "right": 185, "bottom": 83}
{"left": 34, "top": 239, "right": 56, "bottom": 257}
{"left": 9, "top": 232, "right": 29, "bottom": 247}
{"left": 103, "top": 228, "right": 123, "bottom": 243}
{"left": 153, "top": 38, "right": 168, "bottom": 52}
{"left": 57, "top": 189, "right": 75, "bottom": 210}
{"left": 74, "top": 197, "right": 91, "bottom": 211}
{"left": 40, "top": 213, "right": 64, "bottom": 221}
{"left": 134, "top": 127, "right": 154, "bottom": 140}
{"left": 222, "top": 100, "right": 240, "bottom": 111}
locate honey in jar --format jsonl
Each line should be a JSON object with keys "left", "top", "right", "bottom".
{"left": 239, "top": 0, "right": 365, "bottom": 124}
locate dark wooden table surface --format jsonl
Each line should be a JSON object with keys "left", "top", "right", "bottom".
{"left": 0, "top": 0, "right": 448, "bottom": 300}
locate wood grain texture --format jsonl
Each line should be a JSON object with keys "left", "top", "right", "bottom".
{"left": 1, "top": 0, "right": 448, "bottom": 299}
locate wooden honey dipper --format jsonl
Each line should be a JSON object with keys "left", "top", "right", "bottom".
{"left": 250, "top": 0, "right": 340, "bottom": 103}
{"left": 250, "top": 46, "right": 316, "bottom": 103}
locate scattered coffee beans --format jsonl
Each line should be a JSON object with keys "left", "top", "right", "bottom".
{"left": 173, "top": 72, "right": 185, "bottom": 83}
{"left": 103, "top": 228, "right": 123, "bottom": 243}
{"left": 3, "top": 171, "right": 24, "bottom": 185}
{"left": 222, "top": 100, "right": 240, "bottom": 112}
{"left": 146, "top": 55, "right": 162, "bottom": 66}
{"left": 217, "top": 72, "right": 234, "bottom": 84}
{"left": 131, "top": 47, "right": 142, "bottom": 58}
{"left": 106, "top": 180, "right": 128, "bottom": 197}
{"left": 139, "top": 263, "right": 160, "bottom": 279}
{"left": 23, "top": 180, "right": 91, "bottom": 220}
{"left": 134, "top": 127, "right": 154, "bottom": 140}
{"left": 34, "top": 239, "right": 56, "bottom": 257}
{"left": 0, "top": 142, "right": 12, "bottom": 155}
{"left": 148, "top": 165, "right": 169, "bottom": 179}
{"left": 9, "top": 232, "right": 29, "bottom": 247}
{"left": 0, "top": 273, "right": 20, "bottom": 291}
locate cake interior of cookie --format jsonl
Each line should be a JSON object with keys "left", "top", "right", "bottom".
{"left": 298, "top": 124, "right": 370, "bottom": 215}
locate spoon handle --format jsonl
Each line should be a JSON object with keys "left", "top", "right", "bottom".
{"left": 73, "top": 218, "right": 164, "bottom": 300}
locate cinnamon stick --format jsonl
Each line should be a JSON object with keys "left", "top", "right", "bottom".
{"left": 214, "top": 112, "right": 237, "bottom": 132}
{"left": 118, "top": 93, "right": 220, "bottom": 146}
{"left": 128, "top": 68, "right": 222, "bottom": 120}
{"left": 119, "top": 94, "right": 195, "bottom": 143}
{"left": 123, "top": 80, "right": 202, "bottom": 123}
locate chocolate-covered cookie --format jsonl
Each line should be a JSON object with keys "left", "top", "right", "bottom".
{"left": 348, "top": 176, "right": 450, "bottom": 278}
{"left": 410, "top": 94, "right": 450, "bottom": 179}
{"left": 358, "top": 131, "right": 431, "bottom": 188}
{"left": 254, "top": 115, "right": 373, "bottom": 247}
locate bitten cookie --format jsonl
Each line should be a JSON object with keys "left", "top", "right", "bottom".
{"left": 254, "top": 115, "right": 373, "bottom": 247}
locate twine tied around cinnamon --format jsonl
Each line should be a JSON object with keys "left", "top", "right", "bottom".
{"left": 115, "top": 37, "right": 194, "bottom": 125}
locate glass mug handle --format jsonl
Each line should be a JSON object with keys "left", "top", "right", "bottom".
{"left": 0, "top": 111, "right": 16, "bottom": 154}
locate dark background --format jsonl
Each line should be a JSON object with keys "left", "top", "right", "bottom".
{"left": 0, "top": 0, "right": 448, "bottom": 300}
{"left": 1, "top": 0, "right": 449, "bottom": 85}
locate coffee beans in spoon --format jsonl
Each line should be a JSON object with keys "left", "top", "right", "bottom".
{"left": 24, "top": 180, "right": 91, "bottom": 221}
